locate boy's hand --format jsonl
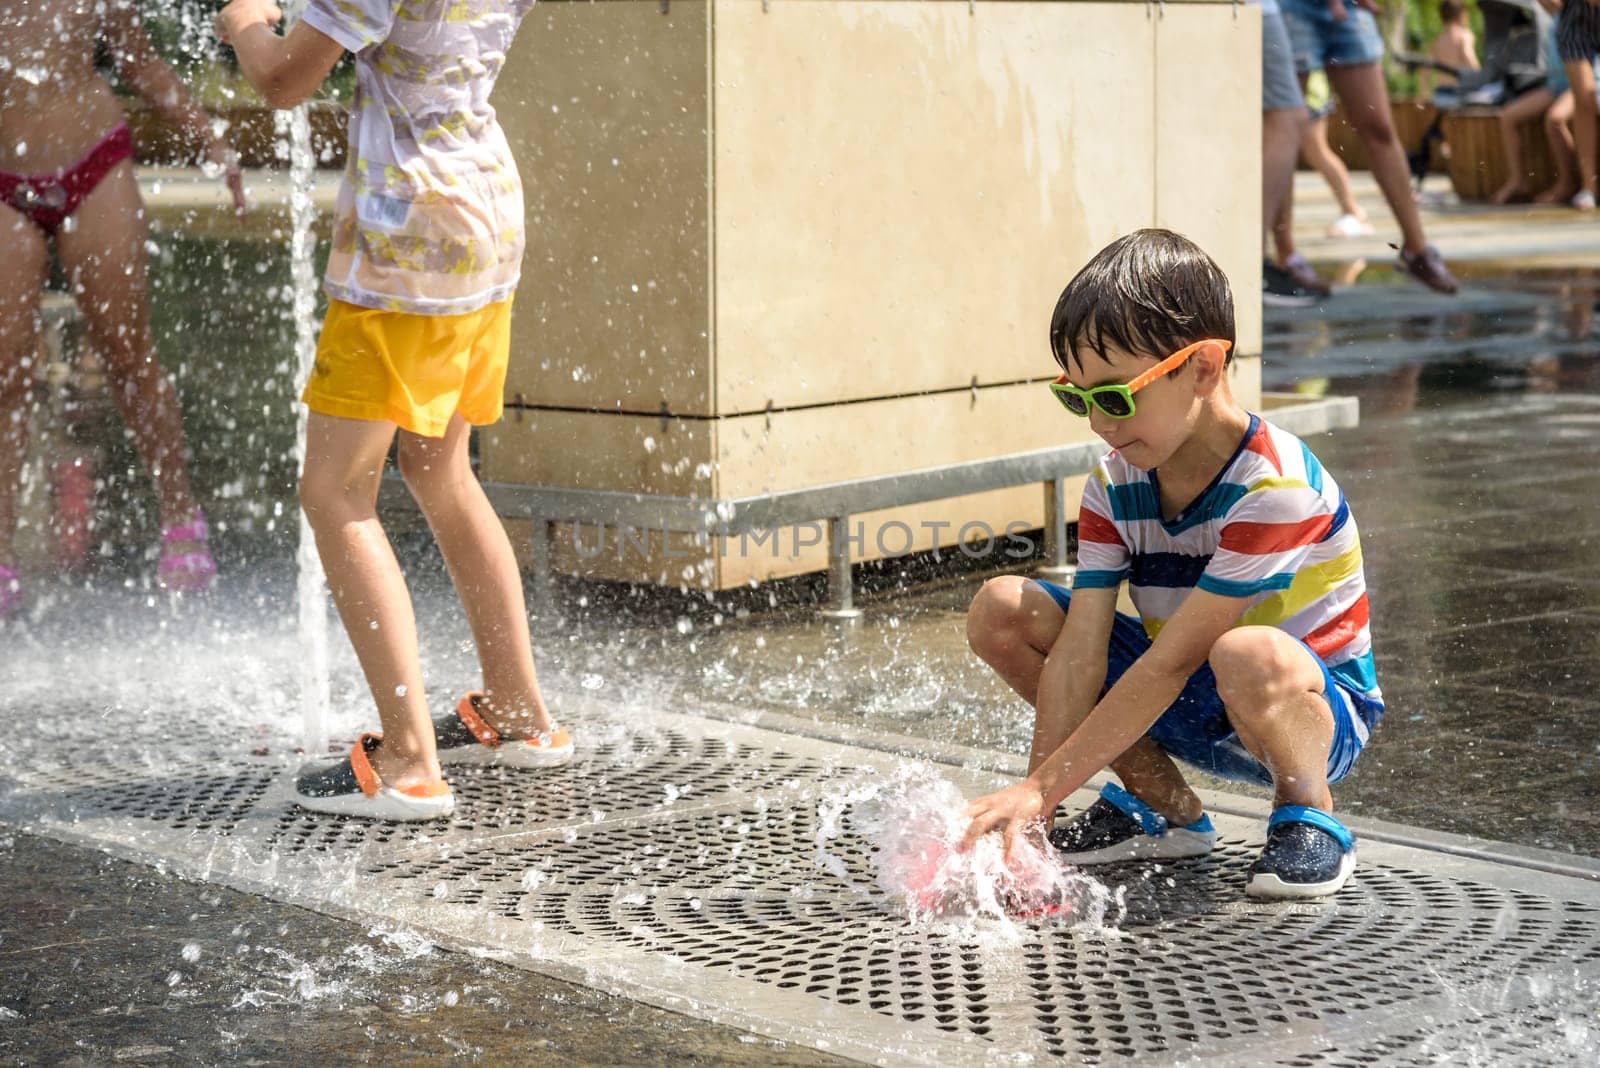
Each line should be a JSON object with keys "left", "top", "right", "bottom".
{"left": 215, "top": 0, "right": 283, "bottom": 46}
{"left": 959, "top": 779, "right": 1048, "bottom": 859}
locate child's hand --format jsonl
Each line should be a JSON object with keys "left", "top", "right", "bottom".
{"left": 958, "top": 780, "right": 1048, "bottom": 859}
{"left": 214, "top": 0, "right": 283, "bottom": 46}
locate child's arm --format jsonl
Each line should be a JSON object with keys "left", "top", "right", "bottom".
{"left": 104, "top": 7, "right": 247, "bottom": 214}
{"left": 1026, "top": 587, "right": 1116, "bottom": 777}
{"left": 215, "top": 0, "right": 344, "bottom": 110}
{"left": 960, "top": 588, "right": 1247, "bottom": 856}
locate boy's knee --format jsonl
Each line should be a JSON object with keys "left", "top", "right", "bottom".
{"left": 965, "top": 576, "right": 1029, "bottom": 658}
{"left": 1209, "top": 628, "right": 1301, "bottom": 709}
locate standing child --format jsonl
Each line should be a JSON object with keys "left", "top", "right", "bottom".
{"left": 216, "top": 0, "right": 573, "bottom": 819}
{"left": 959, "top": 230, "right": 1382, "bottom": 899}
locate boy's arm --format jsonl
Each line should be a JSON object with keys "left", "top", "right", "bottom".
{"left": 216, "top": 0, "right": 344, "bottom": 110}
{"left": 960, "top": 587, "right": 1247, "bottom": 856}
{"left": 1026, "top": 586, "right": 1116, "bottom": 776}
{"left": 104, "top": 6, "right": 247, "bottom": 213}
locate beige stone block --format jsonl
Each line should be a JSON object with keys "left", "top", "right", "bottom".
{"left": 715, "top": 378, "right": 1094, "bottom": 496}
{"left": 1154, "top": 5, "right": 1263, "bottom": 357}
{"left": 712, "top": 0, "right": 1157, "bottom": 413}
{"left": 480, "top": 408, "right": 717, "bottom": 498}
{"left": 497, "top": 1, "right": 714, "bottom": 415}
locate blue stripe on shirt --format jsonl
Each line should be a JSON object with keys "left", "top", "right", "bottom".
{"left": 1196, "top": 572, "right": 1296, "bottom": 598}
{"left": 1130, "top": 552, "right": 1213, "bottom": 589}
{"left": 1072, "top": 568, "right": 1128, "bottom": 589}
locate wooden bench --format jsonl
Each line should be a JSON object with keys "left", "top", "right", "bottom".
{"left": 1437, "top": 105, "right": 1600, "bottom": 201}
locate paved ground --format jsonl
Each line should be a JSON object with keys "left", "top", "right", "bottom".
{"left": 4, "top": 176, "right": 1600, "bottom": 1063}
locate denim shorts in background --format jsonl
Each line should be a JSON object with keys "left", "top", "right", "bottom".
{"left": 1280, "top": 0, "right": 1384, "bottom": 74}
{"left": 1262, "top": 7, "right": 1307, "bottom": 112}
{"left": 1031, "top": 580, "right": 1374, "bottom": 789}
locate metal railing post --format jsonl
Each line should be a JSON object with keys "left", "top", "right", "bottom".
{"left": 1037, "top": 477, "right": 1076, "bottom": 583}
{"left": 819, "top": 515, "right": 863, "bottom": 621}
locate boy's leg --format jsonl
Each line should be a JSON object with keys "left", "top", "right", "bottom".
{"left": 966, "top": 576, "right": 1202, "bottom": 825}
{"left": 300, "top": 411, "right": 441, "bottom": 790}
{"left": 396, "top": 413, "right": 554, "bottom": 736}
{"left": 1565, "top": 60, "right": 1599, "bottom": 205}
{"left": 0, "top": 203, "right": 49, "bottom": 572}
{"left": 1208, "top": 626, "right": 1334, "bottom": 811}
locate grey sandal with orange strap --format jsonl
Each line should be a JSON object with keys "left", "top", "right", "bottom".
{"left": 432, "top": 692, "right": 574, "bottom": 768}
{"left": 294, "top": 733, "right": 455, "bottom": 821}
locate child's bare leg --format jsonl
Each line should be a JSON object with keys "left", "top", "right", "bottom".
{"left": 55, "top": 163, "right": 200, "bottom": 533}
{"left": 1566, "top": 60, "right": 1599, "bottom": 202}
{"left": 1491, "top": 88, "right": 1554, "bottom": 204}
{"left": 396, "top": 414, "right": 553, "bottom": 736}
{"left": 1209, "top": 626, "right": 1335, "bottom": 812}
{"left": 1327, "top": 62, "right": 1429, "bottom": 253}
{"left": 966, "top": 576, "right": 1203, "bottom": 824}
{"left": 1537, "top": 91, "right": 1580, "bottom": 203}
{"left": 300, "top": 412, "right": 439, "bottom": 790}
{"left": 0, "top": 204, "right": 50, "bottom": 569}
{"left": 1304, "top": 115, "right": 1365, "bottom": 220}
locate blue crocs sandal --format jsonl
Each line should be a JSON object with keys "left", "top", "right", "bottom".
{"left": 1246, "top": 806, "right": 1356, "bottom": 899}
{"left": 294, "top": 733, "right": 455, "bottom": 821}
{"left": 1049, "top": 782, "right": 1217, "bottom": 865}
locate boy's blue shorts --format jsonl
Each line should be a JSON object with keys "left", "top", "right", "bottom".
{"left": 1033, "top": 580, "right": 1372, "bottom": 789}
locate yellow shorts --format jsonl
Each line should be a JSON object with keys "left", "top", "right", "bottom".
{"left": 301, "top": 297, "right": 513, "bottom": 438}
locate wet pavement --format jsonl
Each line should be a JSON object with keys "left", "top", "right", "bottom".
{"left": 6, "top": 216, "right": 1600, "bottom": 1060}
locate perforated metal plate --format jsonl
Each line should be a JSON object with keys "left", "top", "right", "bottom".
{"left": 3, "top": 696, "right": 1598, "bottom": 1065}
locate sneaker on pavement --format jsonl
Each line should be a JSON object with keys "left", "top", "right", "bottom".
{"left": 1245, "top": 806, "right": 1356, "bottom": 899}
{"left": 1263, "top": 260, "right": 1318, "bottom": 308}
{"left": 1397, "top": 243, "right": 1459, "bottom": 294}
{"left": 1280, "top": 252, "right": 1333, "bottom": 297}
{"left": 1573, "top": 190, "right": 1596, "bottom": 213}
{"left": 1049, "top": 782, "right": 1216, "bottom": 865}
{"left": 1326, "top": 213, "right": 1374, "bottom": 239}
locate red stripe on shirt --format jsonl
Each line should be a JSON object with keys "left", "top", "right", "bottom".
{"left": 1078, "top": 507, "right": 1125, "bottom": 546}
{"left": 1303, "top": 594, "right": 1370, "bottom": 659}
{"left": 1245, "top": 423, "right": 1283, "bottom": 474}
{"left": 1219, "top": 513, "right": 1333, "bottom": 554}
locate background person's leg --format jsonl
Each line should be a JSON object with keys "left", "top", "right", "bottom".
{"left": 1303, "top": 113, "right": 1369, "bottom": 227}
{"left": 1491, "top": 88, "right": 1556, "bottom": 205}
{"left": 1564, "top": 60, "right": 1598, "bottom": 208}
{"left": 0, "top": 203, "right": 50, "bottom": 573}
{"left": 396, "top": 413, "right": 556, "bottom": 737}
{"left": 53, "top": 162, "right": 202, "bottom": 538}
{"left": 300, "top": 411, "right": 441, "bottom": 791}
{"left": 1209, "top": 626, "right": 1335, "bottom": 812}
{"left": 1536, "top": 90, "right": 1581, "bottom": 204}
{"left": 1326, "top": 62, "right": 1428, "bottom": 253}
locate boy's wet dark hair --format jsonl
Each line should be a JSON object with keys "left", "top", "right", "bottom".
{"left": 1049, "top": 228, "right": 1236, "bottom": 374}
{"left": 1439, "top": 0, "right": 1465, "bottom": 24}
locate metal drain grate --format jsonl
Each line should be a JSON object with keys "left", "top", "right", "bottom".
{"left": 2, "top": 695, "right": 1598, "bottom": 1066}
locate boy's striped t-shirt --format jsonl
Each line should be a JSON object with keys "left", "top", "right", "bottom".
{"left": 1073, "top": 415, "right": 1382, "bottom": 722}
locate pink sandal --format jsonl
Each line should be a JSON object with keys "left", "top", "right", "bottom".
{"left": 0, "top": 564, "right": 22, "bottom": 621}
{"left": 157, "top": 510, "right": 219, "bottom": 592}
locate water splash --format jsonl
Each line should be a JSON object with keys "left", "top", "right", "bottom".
{"left": 275, "top": 1, "right": 330, "bottom": 755}
{"left": 816, "top": 761, "right": 1117, "bottom": 934}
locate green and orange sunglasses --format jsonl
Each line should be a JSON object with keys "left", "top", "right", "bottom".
{"left": 1049, "top": 338, "right": 1232, "bottom": 419}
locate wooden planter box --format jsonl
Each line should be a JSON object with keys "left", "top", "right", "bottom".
{"left": 1440, "top": 107, "right": 1600, "bottom": 201}
{"left": 126, "top": 104, "right": 348, "bottom": 169}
